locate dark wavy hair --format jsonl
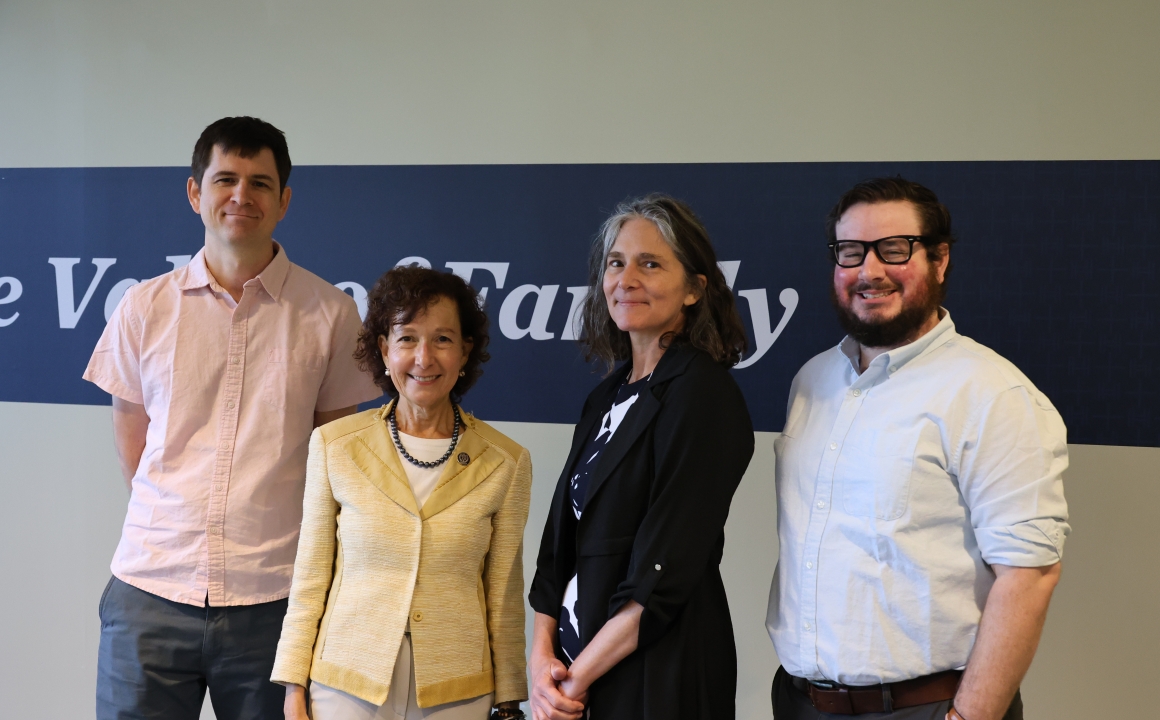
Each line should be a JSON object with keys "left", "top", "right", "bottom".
{"left": 578, "top": 194, "right": 748, "bottom": 371}
{"left": 825, "top": 176, "right": 958, "bottom": 286}
{"left": 354, "top": 265, "right": 491, "bottom": 400}
{"left": 191, "top": 116, "right": 292, "bottom": 191}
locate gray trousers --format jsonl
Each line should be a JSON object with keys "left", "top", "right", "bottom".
{"left": 96, "top": 576, "right": 288, "bottom": 720}
{"left": 772, "top": 667, "right": 1023, "bottom": 720}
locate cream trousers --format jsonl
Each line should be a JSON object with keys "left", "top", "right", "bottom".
{"left": 309, "top": 634, "right": 494, "bottom": 720}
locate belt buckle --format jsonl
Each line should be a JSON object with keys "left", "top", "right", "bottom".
{"left": 810, "top": 680, "right": 837, "bottom": 690}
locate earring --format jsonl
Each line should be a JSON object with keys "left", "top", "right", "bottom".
{"left": 385, "top": 368, "right": 391, "bottom": 376}
{"left": 459, "top": 370, "right": 466, "bottom": 377}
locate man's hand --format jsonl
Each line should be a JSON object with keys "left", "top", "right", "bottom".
{"left": 954, "top": 562, "right": 1061, "bottom": 720}
{"left": 111, "top": 397, "right": 149, "bottom": 491}
{"left": 283, "top": 683, "right": 309, "bottom": 720}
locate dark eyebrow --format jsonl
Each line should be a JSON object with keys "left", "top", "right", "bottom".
{"left": 637, "top": 252, "right": 664, "bottom": 260}
{"left": 210, "top": 170, "right": 276, "bottom": 183}
{"left": 395, "top": 325, "right": 459, "bottom": 334}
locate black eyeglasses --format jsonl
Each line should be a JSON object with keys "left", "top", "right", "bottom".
{"left": 827, "top": 235, "right": 926, "bottom": 268}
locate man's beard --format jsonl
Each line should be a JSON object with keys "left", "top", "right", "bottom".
{"left": 830, "top": 267, "right": 944, "bottom": 349}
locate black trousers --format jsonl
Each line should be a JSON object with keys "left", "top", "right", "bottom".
{"left": 772, "top": 667, "right": 1023, "bottom": 720}
{"left": 96, "top": 577, "right": 288, "bottom": 720}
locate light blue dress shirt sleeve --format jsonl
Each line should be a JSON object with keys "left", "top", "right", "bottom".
{"left": 957, "top": 385, "right": 1070, "bottom": 567}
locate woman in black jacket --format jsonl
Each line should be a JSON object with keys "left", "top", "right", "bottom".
{"left": 528, "top": 194, "right": 754, "bottom": 720}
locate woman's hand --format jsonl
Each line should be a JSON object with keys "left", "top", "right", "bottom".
{"left": 529, "top": 613, "right": 585, "bottom": 720}
{"left": 559, "top": 599, "right": 643, "bottom": 708}
{"left": 530, "top": 654, "right": 585, "bottom": 720}
{"left": 558, "top": 672, "right": 590, "bottom": 704}
{"left": 284, "top": 683, "right": 309, "bottom": 720}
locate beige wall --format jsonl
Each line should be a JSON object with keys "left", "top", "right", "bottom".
{"left": 1, "top": 2, "right": 1158, "bottom": 718}
{"left": 3, "top": 1, "right": 1160, "bottom": 168}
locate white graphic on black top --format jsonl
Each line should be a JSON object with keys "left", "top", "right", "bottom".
{"left": 559, "top": 375, "right": 648, "bottom": 663}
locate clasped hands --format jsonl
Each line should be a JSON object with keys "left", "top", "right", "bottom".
{"left": 529, "top": 653, "right": 588, "bottom": 720}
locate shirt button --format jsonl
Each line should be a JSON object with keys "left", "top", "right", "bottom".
{"left": 804, "top": 622, "right": 812, "bottom": 631}
{"left": 227, "top": 401, "right": 235, "bottom": 409}
{"left": 208, "top": 526, "right": 221, "bottom": 536}
{"left": 829, "top": 442, "right": 837, "bottom": 450}
{"left": 889, "top": 365, "right": 897, "bottom": 373}
{"left": 220, "top": 442, "right": 230, "bottom": 450}
{"left": 655, "top": 564, "right": 662, "bottom": 571}
{"left": 230, "top": 356, "right": 239, "bottom": 364}
{"left": 806, "top": 561, "right": 813, "bottom": 569}
{"left": 852, "top": 389, "right": 861, "bottom": 397}
{"left": 412, "top": 611, "right": 423, "bottom": 623}
{"left": 817, "top": 501, "right": 825, "bottom": 509}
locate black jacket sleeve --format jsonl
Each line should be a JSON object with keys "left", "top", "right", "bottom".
{"left": 528, "top": 479, "right": 565, "bottom": 617}
{"left": 608, "top": 359, "right": 754, "bottom": 647}
{"left": 528, "top": 392, "right": 597, "bottom": 617}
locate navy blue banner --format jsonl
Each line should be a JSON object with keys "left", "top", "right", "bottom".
{"left": 0, "top": 161, "right": 1156, "bottom": 447}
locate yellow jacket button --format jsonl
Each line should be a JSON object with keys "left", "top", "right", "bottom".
{"left": 412, "top": 611, "right": 423, "bottom": 622}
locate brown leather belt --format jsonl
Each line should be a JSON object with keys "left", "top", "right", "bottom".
{"left": 790, "top": 670, "right": 962, "bottom": 715}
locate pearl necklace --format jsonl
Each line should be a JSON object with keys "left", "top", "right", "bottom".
{"left": 388, "top": 404, "right": 461, "bottom": 469}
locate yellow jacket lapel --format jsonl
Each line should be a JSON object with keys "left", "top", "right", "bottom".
{"left": 420, "top": 416, "right": 504, "bottom": 520}
{"left": 342, "top": 404, "right": 420, "bottom": 517}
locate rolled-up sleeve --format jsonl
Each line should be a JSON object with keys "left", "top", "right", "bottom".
{"left": 609, "top": 368, "right": 754, "bottom": 648}
{"left": 957, "top": 385, "right": 1070, "bottom": 567}
{"left": 271, "top": 429, "right": 339, "bottom": 686}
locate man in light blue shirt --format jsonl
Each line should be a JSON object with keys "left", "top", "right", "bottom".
{"left": 768, "top": 178, "right": 1069, "bottom": 720}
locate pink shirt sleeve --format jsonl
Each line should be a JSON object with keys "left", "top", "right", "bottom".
{"left": 315, "top": 295, "right": 381, "bottom": 412}
{"left": 83, "top": 285, "right": 145, "bottom": 404}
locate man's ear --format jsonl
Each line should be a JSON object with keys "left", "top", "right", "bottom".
{"left": 277, "top": 185, "right": 292, "bottom": 221}
{"left": 934, "top": 243, "right": 950, "bottom": 284}
{"left": 187, "top": 177, "right": 201, "bottom": 214}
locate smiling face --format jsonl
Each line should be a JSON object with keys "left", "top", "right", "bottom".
{"left": 377, "top": 295, "right": 473, "bottom": 413}
{"left": 187, "top": 144, "right": 291, "bottom": 250}
{"left": 602, "top": 217, "right": 703, "bottom": 340}
{"left": 832, "top": 200, "right": 949, "bottom": 350}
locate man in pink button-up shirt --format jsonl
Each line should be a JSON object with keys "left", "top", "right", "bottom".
{"left": 84, "top": 117, "right": 381, "bottom": 720}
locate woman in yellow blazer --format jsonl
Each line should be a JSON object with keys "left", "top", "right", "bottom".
{"left": 273, "top": 266, "right": 531, "bottom": 720}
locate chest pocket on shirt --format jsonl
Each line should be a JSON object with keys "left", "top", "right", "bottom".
{"left": 838, "top": 430, "right": 917, "bottom": 521}
{"left": 262, "top": 349, "right": 325, "bottom": 411}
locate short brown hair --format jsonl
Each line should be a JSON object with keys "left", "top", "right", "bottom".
{"left": 579, "top": 194, "right": 748, "bottom": 370}
{"left": 825, "top": 176, "right": 957, "bottom": 280}
{"left": 353, "top": 266, "right": 491, "bottom": 400}
{"left": 191, "top": 116, "right": 292, "bottom": 191}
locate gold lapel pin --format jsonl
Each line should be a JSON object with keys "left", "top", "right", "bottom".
{"left": 457, "top": 452, "right": 470, "bottom": 466}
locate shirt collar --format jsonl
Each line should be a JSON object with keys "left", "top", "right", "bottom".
{"left": 839, "top": 308, "right": 958, "bottom": 376}
{"left": 177, "top": 249, "right": 213, "bottom": 291}
{"left": 176, "top": 242, "right": 290, "bottom": 301}
{"left": 256, "top": 242, "right": 290, "bottom": 301}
